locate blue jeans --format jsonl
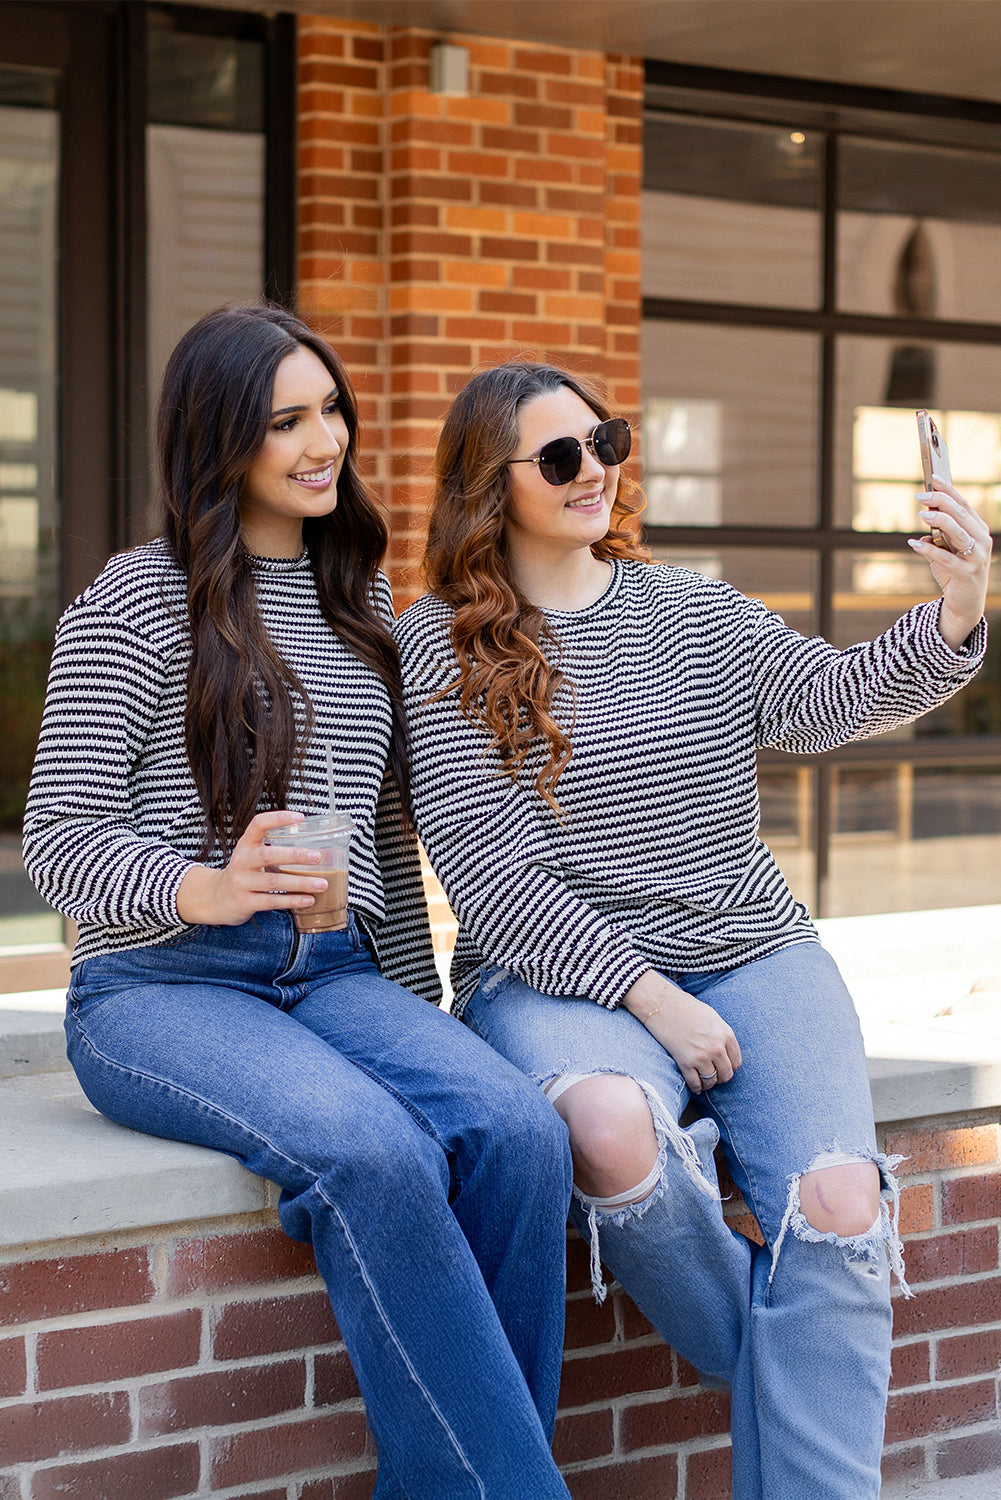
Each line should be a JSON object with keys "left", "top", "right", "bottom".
{"left": 463, "top": 941, "right": 905, "bottom": 1500}
{"left": 66, "top": 913, "right": 572, "bottom": 1500}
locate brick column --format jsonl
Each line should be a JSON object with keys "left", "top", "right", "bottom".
{"left": 296, "top": 18, "right": 391, "bottom": 543}
{"left": 384, "top": 30, "right": 643, "bottom": 601}
{"left": 296, "top": 17, "right": 644, "bottom": 606}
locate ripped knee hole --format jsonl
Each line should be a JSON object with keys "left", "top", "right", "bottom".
{"left": 545, "top": 1072, "right": 659, "bottom": 1202}
{"left": 798, "top": 1159, "right": 882, "bottom": 1238}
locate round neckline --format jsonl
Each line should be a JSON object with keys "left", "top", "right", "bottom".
{"left": 540, "top": 559, "right": 622, "bottom": 619}
{"left": 246, "top": 548, "right": 310, "bottom": 573}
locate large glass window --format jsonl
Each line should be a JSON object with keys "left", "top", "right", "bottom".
{"left": 0, "top": 5, "right": 286, "bottom": 982}
{"left": 0, "top": 68, "right": 61, "bottom": 950}
{"left": 643, "top": 115, "right": 822, "bottom": 309}
{"left": 833, "top": 338, "right": 1001, "bottom": 531}
{"left": 838, "top": 137, "right": 1001, "bottom": 323}
{"left": 643, "top": 71, "right": 1001, "bottom": 920}
{"left": 641, "top": 323, "right": 820, "bottom": 527}
{"left": 146, "top": 7, "right": 265, "bottom": 446}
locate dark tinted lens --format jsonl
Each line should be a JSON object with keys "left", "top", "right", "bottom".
{"left": 537, "top": 436, "right": 583, "bottom": 485}
{"left": 592, "top": 417, "right": 631, "bottom": 465}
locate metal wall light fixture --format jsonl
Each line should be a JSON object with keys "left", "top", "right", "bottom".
{"left": 429, "top": 42, "right": 470, "bottom": 95}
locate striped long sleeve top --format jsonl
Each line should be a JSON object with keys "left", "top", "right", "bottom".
{"left": 395, "top": 559, "right": 986, "bottom": 1016}
{"left": 23, "top": 537, "right": 441, "bottom": 1002}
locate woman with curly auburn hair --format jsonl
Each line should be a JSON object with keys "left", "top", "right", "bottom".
{"left": 395, "top": 360, "right": 992, "bottom": 1500}
{"left": 23, "top": 308, "right": 574, "bottom": 1500}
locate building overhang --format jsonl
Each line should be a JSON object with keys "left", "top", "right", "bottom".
{"left": 199, "top": 0, "right": 1001, "bottom": 109}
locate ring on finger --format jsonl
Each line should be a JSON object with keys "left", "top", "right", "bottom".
{"left": 955, "top": 539, "right": 975, "bottom": 557}
{"left": 699, "top": 1069, "right": 718, "bottom": 1082}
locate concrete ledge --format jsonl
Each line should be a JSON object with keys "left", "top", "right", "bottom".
{"left": 815, "top": 905, "right": 1001, "bottom": 1018}
{"left": 2, "top": 906, "right": 999, "bottom": 1252}
{"left": 0, "top": 987, "right": 67, "bottom": 1079}
{"left": 0, "top": 1072, "right": 271, "bottom": 1249}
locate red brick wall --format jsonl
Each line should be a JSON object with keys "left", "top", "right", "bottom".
{"left": 0, "top": 1217, "right": 373, "bottom": 1500}
{"left": 880, "top": 1116, "right": 1001, "bottom": 1489}
{"left": 295, "top": 18, "right": 643, "bottom": 606}
{"left": 1, "top": 1111, "right": 998, "bottom": 1498}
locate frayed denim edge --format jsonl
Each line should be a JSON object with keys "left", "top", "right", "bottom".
{"left": 536, "top": 1064, "right": 719, "bottom": 1304}
{"left": 769, "top": 1147, "right": 913, "bottom": 1298}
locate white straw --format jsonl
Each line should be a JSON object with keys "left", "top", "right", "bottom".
{"left": 326, "top": 742, "right": 336, "bottom": 813}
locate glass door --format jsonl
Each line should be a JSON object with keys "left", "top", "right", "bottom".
{"left": 0, "top": 68, "right": 62, "bottom": 957}
{"left": 0, "top": 2, "right": 289, "bottom": 992}
{"left": 0, "top": 2, "right": 116, "bottom": 991}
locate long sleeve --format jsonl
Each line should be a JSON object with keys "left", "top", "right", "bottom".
{"left": 751, "top": 598, "right": 987, "bottom": 752}
{"left": 23, "top": 542, "right": 423, "bottom": 973}
{"left": 23, "top": 604, "right": 196, "bottom": 931}
{"left": 397, "top": 602, "right": 650, "bottom": 1010}
{"left": 397, "top": 564, "right": 988, "bottom": 1008}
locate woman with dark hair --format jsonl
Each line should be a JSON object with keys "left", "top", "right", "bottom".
{"left": 395, "top": 361, "right": 992, "bottom": 1500}
{"left": 23, "top": 310, "right": 573, "bottom": 1500}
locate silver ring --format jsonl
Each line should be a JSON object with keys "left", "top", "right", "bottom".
{"left": 955, "top": 540, "right": 975, "bottom": 558}
{"left": 699, "top": 1070, "right": 718, "bottom": 1082}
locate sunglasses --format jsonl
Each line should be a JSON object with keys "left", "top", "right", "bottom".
{"left": 508, "top": 417, "right": 632, "bottom": 487}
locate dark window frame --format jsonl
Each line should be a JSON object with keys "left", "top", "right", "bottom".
{"left": 0, "top": 0, "right": 295, "bottom": 989}
{"left": 643, "top": 61, "right": 1001, "bottom": 916}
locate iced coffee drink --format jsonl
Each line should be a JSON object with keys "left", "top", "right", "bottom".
{"left": 263, "top": 812, "right": 355, "bottom": 933}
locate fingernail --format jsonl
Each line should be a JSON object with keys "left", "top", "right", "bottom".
{"left": 312, "top": 880, "right": 327, "bottom": 891}
{"left": 907, "top": 538, "right": 922, "bottom": 551}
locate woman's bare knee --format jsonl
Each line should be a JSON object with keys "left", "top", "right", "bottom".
{"left": 800, "top": 1161, "right": 881, "bottom": 1237}
{"left": 552, "top": 1073, "right": 658, "bottom": 1200}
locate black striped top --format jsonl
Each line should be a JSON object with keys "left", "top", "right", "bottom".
{"left": 395, "top": 559, "right": 986, "bottom": 1016}
{"left": 23, "top": 537, "right": 440, "bottom": 1001}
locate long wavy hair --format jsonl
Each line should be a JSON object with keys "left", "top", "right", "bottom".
{"left": 157, "top": 302, "right": 408, "bottom": 854}
{"left": 424, "top": 362, "right": 648, "bottom": 810}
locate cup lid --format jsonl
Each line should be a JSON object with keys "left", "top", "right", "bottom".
{"left": 263, "top": 812, "right": 356, "bottom": 843}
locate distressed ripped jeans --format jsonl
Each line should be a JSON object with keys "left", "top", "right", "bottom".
{"left": 65, "top": 913, "right": 572, "bottom": 1500}
{"left": 463, "top": 941, "right": 905, "bottom": 1500}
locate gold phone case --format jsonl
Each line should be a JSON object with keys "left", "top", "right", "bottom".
{"left": 915, "top": 410, "right": 951, "bottom": 548}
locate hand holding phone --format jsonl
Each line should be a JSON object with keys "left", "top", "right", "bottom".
{"left": 915, "top": 410, "right": 951, "bottom": 548}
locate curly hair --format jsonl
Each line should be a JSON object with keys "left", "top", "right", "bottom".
{"left": 423, "top": 362, "right": 648, "bottom": 810}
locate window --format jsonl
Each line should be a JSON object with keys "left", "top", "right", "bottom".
{"left": 0, "top": 66, "right": 61, "bottom": 953}
{"left": 0, "top": 3, "right": 293, "bottom": 985}
{"left": 643, "top": 66, "right": 1001, "bottom": 919}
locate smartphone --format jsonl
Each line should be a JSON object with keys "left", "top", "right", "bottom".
{"left": 915, "top": 410, "right": 950, "bottom": 547}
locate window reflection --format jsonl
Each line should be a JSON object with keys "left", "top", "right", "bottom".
{"left": 147, "top": 7, "right": 264, "bottom": 131}
{"left": 145, "top": 16, "right": 265, "bottom": 518}
{"left": 834, "top": 337, "right": 1001, "bottom": 529}
{"left": 828, "top": 765, "right": 1001, "bottom": 916}
{"left": 642, "top": 322, "right": 820, "bottom": 528}
{"left": 643, "top": 115, "right": 821, "bottom": 309}
{"left": 0, "top": 90, "right": 61, "bottom": 948}
{"left": 838, "top": 137, "right": 1001, "bottom": 323}
{"left": 643, "top": 399, "right": 722, "bottom": 525}
{"left": 851, "top": 404, "right": 1001, "bottom": 533}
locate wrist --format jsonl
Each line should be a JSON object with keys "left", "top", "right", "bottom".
{"left": 622, "top": 972, "right": 670, "bottom": 1023}
{"left": 936, "top": 596, "right": 980, "bottom": 654}
{"left": 175, "top": 864, "right": 219, "bottom": 925}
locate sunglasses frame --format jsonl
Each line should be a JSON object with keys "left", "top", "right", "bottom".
{"left": 508, "top": 417, "right": 632, "bottom": 487}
